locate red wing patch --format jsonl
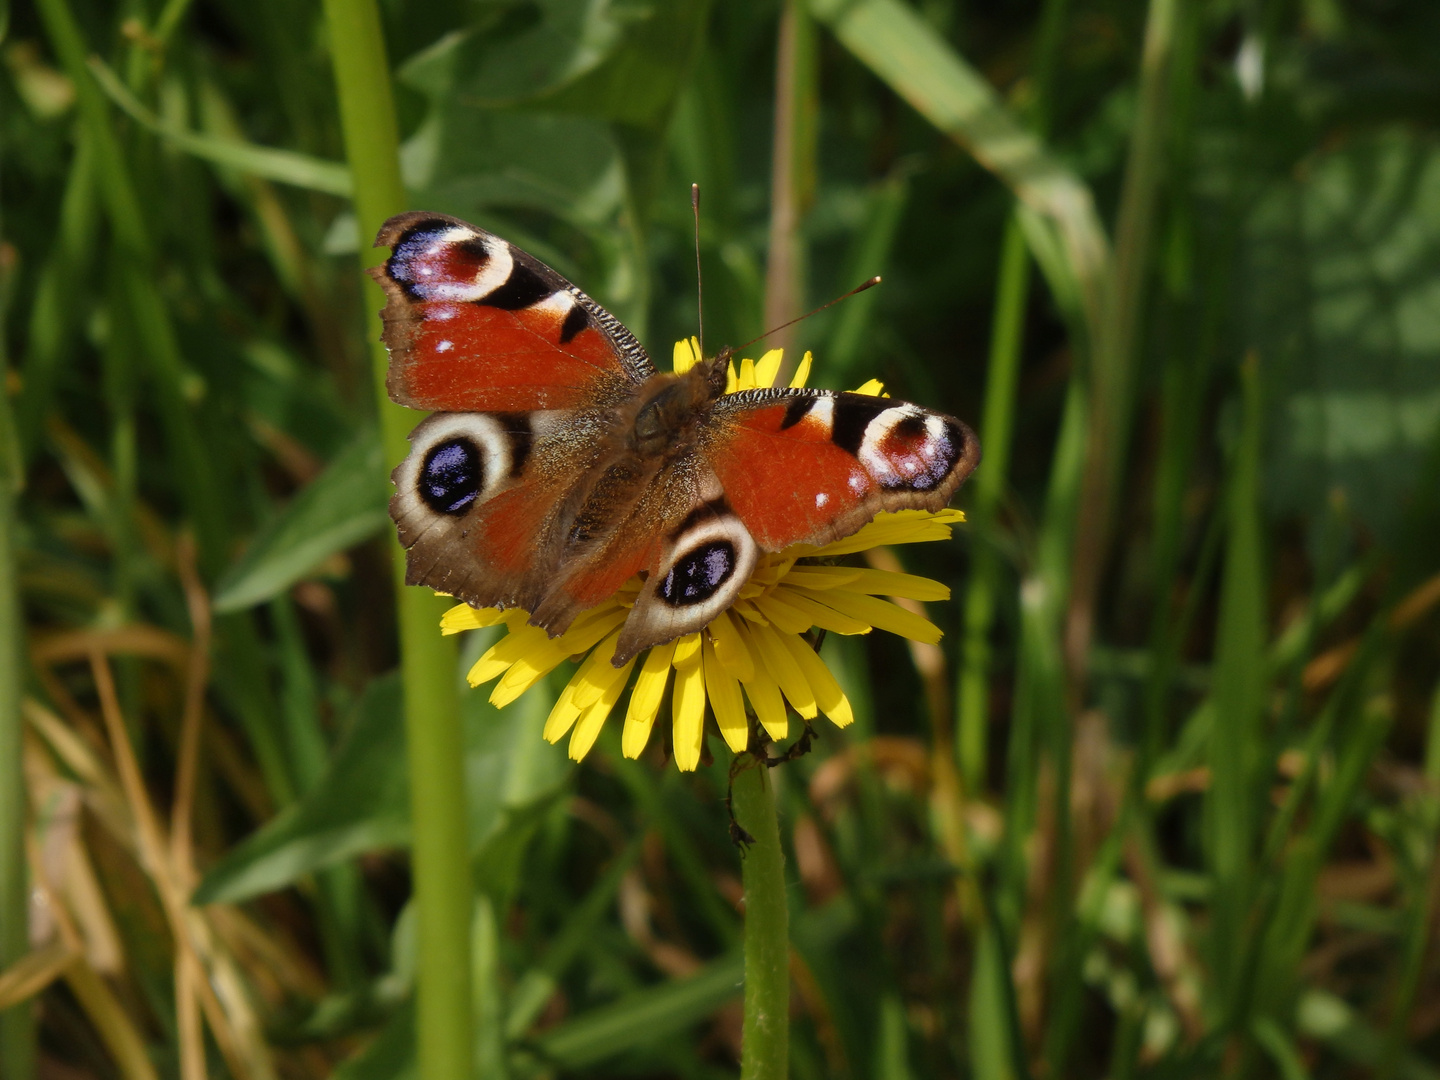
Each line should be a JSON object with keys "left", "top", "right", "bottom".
{"left": 704, "top": 391, "right": 978, "bottom": 551}
{"left": 385, "top": 300, "right": 630, "bottom": 412}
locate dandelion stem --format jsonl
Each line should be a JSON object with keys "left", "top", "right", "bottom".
{"left": 732, "top": 760, "right": 789, "bottom": 1079}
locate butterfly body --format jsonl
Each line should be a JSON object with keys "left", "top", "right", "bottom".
{"left": 372, "top": 212, "right": 979, "bottom": 664}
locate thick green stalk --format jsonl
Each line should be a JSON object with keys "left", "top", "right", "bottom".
{"left": 732, "top": 762, "right": 789, "bottom": 1080}
{"left": 321, "top": 3, "right": 472, "bottom": 1078}
{"left": 1, "top": 239, "right": 36, "bottom": 1080}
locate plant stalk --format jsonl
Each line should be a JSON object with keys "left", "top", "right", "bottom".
{"left": 732, "top": 761, "right": 789, "bottom": 1080}
{"left": 322, "top": 2, "right": 472, "bottom": 1078}
{"left": 0, "top": 237, "right": 36, "bottom": 1080}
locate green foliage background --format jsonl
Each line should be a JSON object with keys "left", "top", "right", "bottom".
{"left": 2, "top": 0, "right": 1440, "bottom": 1077}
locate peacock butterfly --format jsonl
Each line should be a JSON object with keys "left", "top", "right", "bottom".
{"left": 370, "top": 212, "right": 980, "bottom": 665}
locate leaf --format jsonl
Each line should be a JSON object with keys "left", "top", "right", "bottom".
{"left": 212, "top": 432, "right": 388, "bottom": 613}
{"left": 541, "top": 0, "right": 712, "bottom": 130}
{"left": 1240, "top": 128, "right": 1440, "bottom": 543}
{"left": 398, "top": 0, "right": 640, "bottom": 109}
{"left": 194, "top": 675, "right": 409, "bottom": 904}
{"left": 194, "top": 661, "right": 572, "bottom": 905}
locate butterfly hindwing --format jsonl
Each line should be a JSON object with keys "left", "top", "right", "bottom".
{"left": 370, "top": 212, "right": 655, "bottom": 412}
{"left": 701, "top": 388, "right": 980, "bottom": 551}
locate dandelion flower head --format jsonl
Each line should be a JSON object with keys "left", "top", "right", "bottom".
{"left": 440, "top": 342, "right": 965, "bottom": 771}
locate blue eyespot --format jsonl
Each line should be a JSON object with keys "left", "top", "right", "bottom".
{"left": 419, "top": 438, "right": 483, "bottom": 515}
{"left": 658, "top": 540, "right": 736, "bottom": 606}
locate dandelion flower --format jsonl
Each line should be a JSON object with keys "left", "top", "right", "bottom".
{"left": 440, "top": 342, "right": 964, "bottom": 771}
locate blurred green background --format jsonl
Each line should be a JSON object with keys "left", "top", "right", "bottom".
{"left": 3, "top": 0, "right": 1440, "bottom": 1077}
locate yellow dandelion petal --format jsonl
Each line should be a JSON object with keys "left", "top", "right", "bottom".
{"left": 672, "top": 660, "right": 707, "bottom": 771}
{"left": 552, "top": 606, "right": 628, "bottom": 656}
{"left": 672, "top": 631, "right": 703, "bottom": 669}
{"left": 842, "top": 567, "right": 952, "bottom": 602}
{"left": 799, "top": 588, "right": 942, "bottom": 644}
{"left": 753, "top": 591, "right": 818, "bottom": 635}
{"left": 543, "top": 680, "right": 584, "bottom": 743}
{"left": 441, "top": 604, "right": 511, "bottom": 635}
{"left": 734, "top": 620, "right": 788, "bottom": 741}
{"left": 769, "top": 587, "right": 873, "bottom": 636}
{"left": 809, "top": 509, "right": 963, "bottom": 556}
{"left": 755, "top": 348, "right": 784, "bottom": 389}
{"left": 725, "top": 360, "right": 739, "bottom": 394}
{"left": 737, "top": 356, "right": 757, "bottom": 391}
{"left": 708, "top": 610, "right": 755, "bottom": 682}
{"left": 490, "top": 637, "right": 569, "bottom": 707}
{"left": 731, "top": 598, "right": 767, "bottom": 624}
{"left": 851, "top": 377, "right": 887, "bottom": 396}
{"left": 702, "top": 635, "right": 749, "bottom": 754}
{"left": 467, "top": 623, "right": 549, "bottom": 687}
{"left": 779, "top": 566, "right": 864, "bottom": 592}
{"left": 673, "top": 336, "right": 700, "bottom": 373}
{"left": 788, "top": 350, "right": 812, "bottom": 388}
{"left": 568, "top": 656, "right": 636, "bottom": 762}
{"left": 749, "top": 621, "right": 818, "bottom": 719}
{"left": 623, "top": 641, "right": 676, "bottom": 758}
{"left": 568, "top": 629, "right": 630, "bottom": 709}
{"left": 778, "top": 632, "right": 853, "bottom": 728}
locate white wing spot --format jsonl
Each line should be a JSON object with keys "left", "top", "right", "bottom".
{"left": 815, "top": 492, "right": 829, "bottom": 508}
{"left": 848, "top": 471, "right": 867, "bottom": 494}
{"left": 436, "top": 340, "right": 454, "bottom": 353}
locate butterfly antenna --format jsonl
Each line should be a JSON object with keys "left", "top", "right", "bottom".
{"left": 692, "top": 183, "right": 705, "bottom": 359}
{"left": 730, "top": 276, "right": 882, "bottom": 358}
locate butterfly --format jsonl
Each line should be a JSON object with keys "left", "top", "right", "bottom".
{"left": 371, "top": 212, "right": 980, "bottom": 666}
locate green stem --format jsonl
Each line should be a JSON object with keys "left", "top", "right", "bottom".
{"left": 732, "top": 761, "right": 789, "bottom": 1080}
{"left": 321, "top": 3, "right": 472, "bottom": 1077}
{"left": 0, "top": 243, "right": 36, "bottom": 1080}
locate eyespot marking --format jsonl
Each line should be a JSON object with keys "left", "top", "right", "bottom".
{"left": 419, "top": 438, "right": 484, "bottom": 515}
{"left": 861, "top": 408, "right": 963, "bottom": 491}
{"left": 658, "top": 540, "right": 737, "bottom": 607}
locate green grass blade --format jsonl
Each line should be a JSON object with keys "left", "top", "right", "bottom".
{"left": 0, "top": 213, "right": 36, "bottom": 1080}
{"left": 532, "top": 952, "right": 744, "bottom": 1069}
{"left": 1205, "top": 356, "right": 1268, "bottom": 1008}
{"left": 958, "top": 211, "right": 1030, "bottom": 792}
{"left": 87, "top": 57, "right": 354, "bottom": 196}
{"left": 18, "top": 126, "right": 98, "bottom": 462}
{"left": 809, "top": 0, "right": 1111, "bottom": 337}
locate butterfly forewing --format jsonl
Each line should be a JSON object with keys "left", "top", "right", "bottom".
{"left": 699, "top": 388, "right": 980, "bottom": 551}
{"left": 370, "top": 212, "right": 655, "bottom": 412}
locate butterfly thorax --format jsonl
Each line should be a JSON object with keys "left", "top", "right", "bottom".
{"left": 627, "top": 358, "right": 727, "bottom": 459}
